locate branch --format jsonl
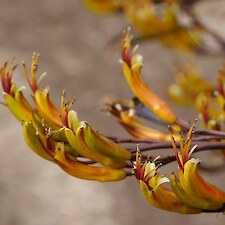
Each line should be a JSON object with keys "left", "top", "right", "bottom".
{"left": 130, "top": 140, "right": 225, "bottom": 153}
{"left": 107, "top": 136, "right": 160, "bottom": 144}
{"left": 127, "top": 140, "right": 225, "bottom": 166}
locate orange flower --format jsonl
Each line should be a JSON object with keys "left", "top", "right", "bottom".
{"left": 121, "top": 30, "right": 177, "bottom": 124}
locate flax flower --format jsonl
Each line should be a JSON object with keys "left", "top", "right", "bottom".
{"left": 121, "top": 29, "right": 177, "bottom": 124}
{"left": 134, "top": 150, "right": 201, "bottom": 214}
{"left": 0, "top": 53, "right": 131, "bottom": 182}
{"left": 170, "top": 123, "right": 225, "bottom": 211}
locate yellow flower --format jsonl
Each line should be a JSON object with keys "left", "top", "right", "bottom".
{"left": 0, "top": 53, "right": 131, "bottom": 182}
{"left": 134, "top": 151, "right": 201, "bottom": 214}
{"left": 107, "top": 99, "right": 173, "bottom": 141}
{"left": 170, "top": 122, "right": 225, "bottom": 211}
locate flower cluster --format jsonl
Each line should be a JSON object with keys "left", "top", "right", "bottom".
{"left": 109, "top": 30, "right": 225, "bottom": 213}
{"left": 134, "top": 123, "right": 225, "bottom": 214}
{"left": 0, "top": 53, "right": 132, "bottom": 182}
{"left": 170, "top": 123, "right": 225, "bottom": 212}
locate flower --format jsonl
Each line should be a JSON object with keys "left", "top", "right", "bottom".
{"left": 0, "top": 59, "right": 34, "bottom": 122}
{"left": 170, "top": 122, "right": 225, "bottom": 211}
{"left": 121, "top": 29, "right": 177, "bottom": 124}
{"left": 134, "top": 150, "right": 201, "bottom": 214}
{"left": 107, "top": 99, "right": 173, "bottom": 140}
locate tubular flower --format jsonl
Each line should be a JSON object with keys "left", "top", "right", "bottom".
{"left": 0, "top": 60, "right": 34, "bottom": 122}
{"left": 54, "top": 142, "right": 127, "bottom": 182}
{"left": 107, "top": 99, "right": 173, "bottom": 141}
{"left": 121, "top": 30, "right": 177, "bottom": 124}
{"left": 0, "top": 54, "right": 132, "bottom": 182}
{"left": 134, "top": 151, "right": 201, "bottom": 214}
{"left": 170, "top": 122, "right": 225, "bottom": 211}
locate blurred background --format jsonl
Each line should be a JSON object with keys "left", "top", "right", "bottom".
{"left": 0, "top": 0, "right": 225, "bottom": 224}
